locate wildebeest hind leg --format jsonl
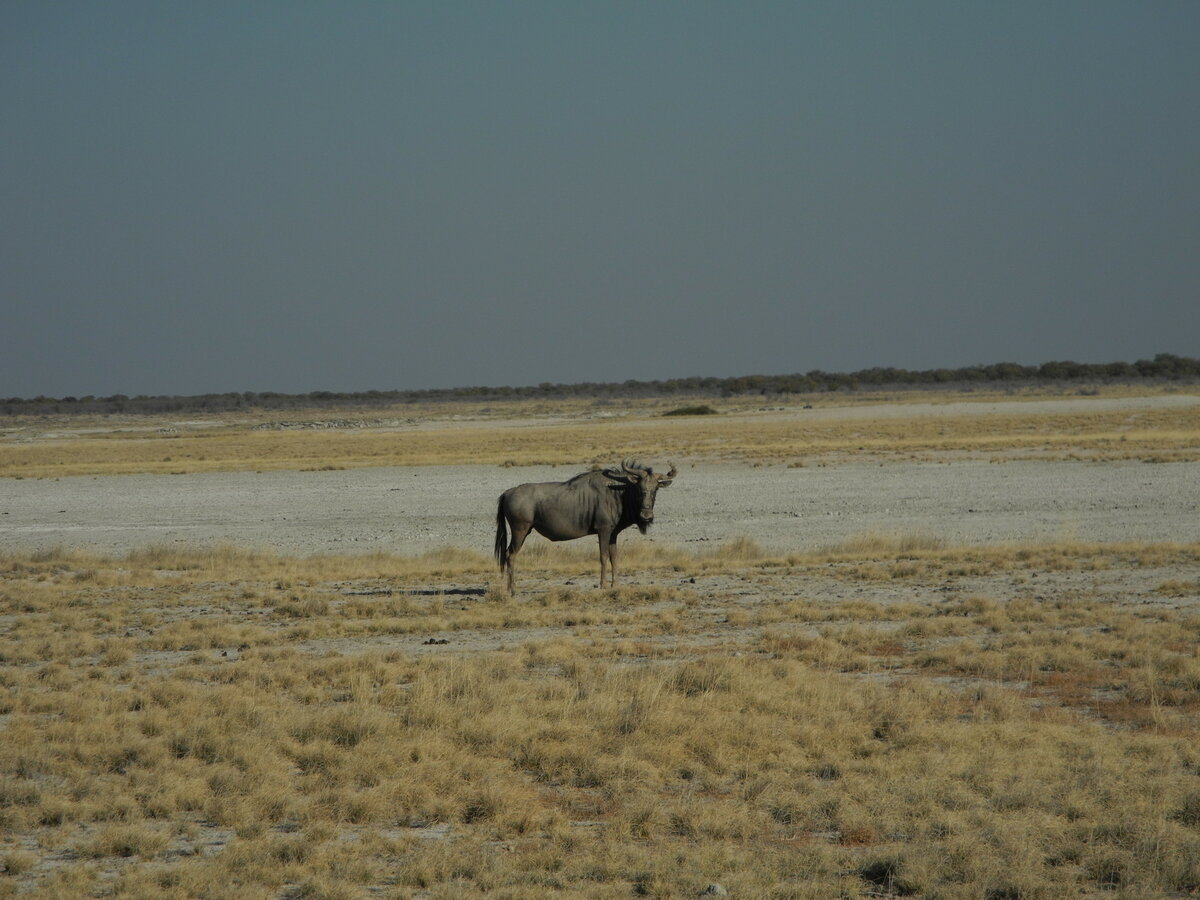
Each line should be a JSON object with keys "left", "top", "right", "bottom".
{"left": 506, "top": 524, "right": 531, "bottom": 594}
{"left": 597, "top": 535, "right": 606, "bottom": 588}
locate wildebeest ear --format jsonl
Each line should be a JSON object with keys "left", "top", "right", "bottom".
{"left": 656, "top": 462, "right": 677, "bottom": 487}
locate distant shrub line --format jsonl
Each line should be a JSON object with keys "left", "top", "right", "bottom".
{"left": 4, "top": 354, "right": 1197, "bottom": 416}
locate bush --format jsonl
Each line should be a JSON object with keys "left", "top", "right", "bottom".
{"left": 662, "top": 404, "right": 719, "bottom": 417}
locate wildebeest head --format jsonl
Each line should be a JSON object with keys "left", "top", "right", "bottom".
{"left": 604, "top": 459, "right": 676, "bottom": 533}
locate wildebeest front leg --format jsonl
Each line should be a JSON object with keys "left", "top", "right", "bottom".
{"left": 597, "top": 530, "right": 619, "bottom": 588}
{"left": 597, "top": 529, "right": 615, "bottom": 588}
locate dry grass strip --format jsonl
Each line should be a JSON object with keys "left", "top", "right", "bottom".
{"left": 4, "top": 403, "right": 1200, "bottom": 478}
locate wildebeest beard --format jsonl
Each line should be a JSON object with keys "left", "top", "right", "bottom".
{"left": 637, "top": 520, "right": 650, "bottom": 535}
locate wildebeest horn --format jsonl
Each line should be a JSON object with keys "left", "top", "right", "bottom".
{"left": 622, "top": 459, "right": 650, "bottom": 476}
{"left": 601, "top": 460, "right": 639, "bottom": 483}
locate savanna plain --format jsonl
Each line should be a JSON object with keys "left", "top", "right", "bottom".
{"left": 2, "top": 387, "right": 1200, "bottom": 899}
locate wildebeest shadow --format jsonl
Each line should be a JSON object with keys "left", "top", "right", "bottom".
{"left": 342, "top": 587, "right": 487, "bottom": 598}
{"left": 402, "top": 587, "right": 487, "bottom": 598}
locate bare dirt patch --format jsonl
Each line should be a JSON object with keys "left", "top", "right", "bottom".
{"left": 3, "top": 458, "right": 1198, "bottom": 558}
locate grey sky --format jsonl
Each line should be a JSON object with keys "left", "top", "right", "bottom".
{"left": 3, "top": 2, "right": 1198, "bottom": 398}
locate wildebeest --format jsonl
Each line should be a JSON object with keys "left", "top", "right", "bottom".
{"left": 494, "top": 460, "right": 676, "bottom": 593}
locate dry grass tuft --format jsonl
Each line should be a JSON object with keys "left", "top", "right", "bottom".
{"left": 824, "top": 530, "right": 947, "bottom": 555}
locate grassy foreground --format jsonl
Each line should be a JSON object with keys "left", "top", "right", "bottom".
{"left": 3, "top": 388, "right": 1199, "bottom": 478}
{"left": 2, "top": 540, "right": 1199, "bottom": 898}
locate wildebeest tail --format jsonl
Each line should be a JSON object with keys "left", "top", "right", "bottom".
{"left": 494, "top": 497, "right": 508, "bottom": 570}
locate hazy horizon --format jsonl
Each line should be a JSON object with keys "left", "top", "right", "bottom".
{"left": 4, "top": 3, "right": 1198, "bottom": 398}
{"left": 5, "top": 352, "right": 1195, "bottom": 404}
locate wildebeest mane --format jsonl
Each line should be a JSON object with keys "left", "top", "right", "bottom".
{"left": 564, "top": 468, "right": 604, "bottom": 486}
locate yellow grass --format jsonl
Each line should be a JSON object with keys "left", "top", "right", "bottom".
{"left": 2, "top": 540, "right": 1199, "bottom": 897}
{"left": 3, "top": 388, "right": 1199, "bottom": 477}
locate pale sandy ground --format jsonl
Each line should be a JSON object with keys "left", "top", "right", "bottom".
{"left": 3, "top": 394, "right": 1198, "bottom": 557}
{"left": 2, "top": 458, "right": 1198, "bottom": 558}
